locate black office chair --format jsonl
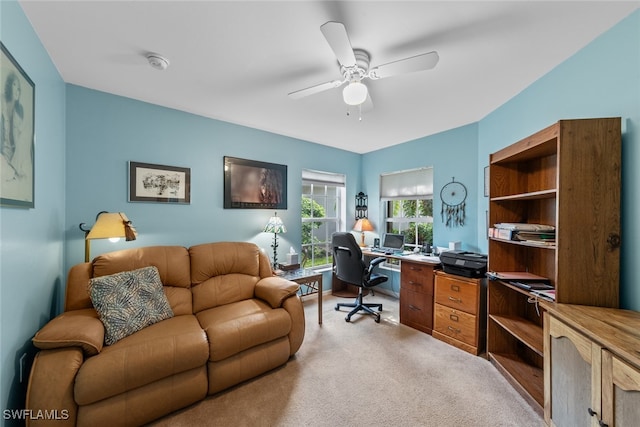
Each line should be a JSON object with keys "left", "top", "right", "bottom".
{"left": 332, "top": 232, "right": 388, "bottom": 323}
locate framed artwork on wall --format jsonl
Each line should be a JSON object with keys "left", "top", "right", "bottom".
{"left": 129, "top": 161, "right": 191, "bottom": 204}
{"left": 484, "top": 166, "right": 490, "bottom": 197}
{"left": 224, "top": 156, "right": 287, "bottom": 209}
{"left": 1, "top": 42, "right": 36, "bottom": 208}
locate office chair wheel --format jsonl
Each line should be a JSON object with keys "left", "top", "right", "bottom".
{"left": 334, "top": 305, "right": 340, "bottom": 311}
{"left": 374, "top": 315, "right": 381, "bottom": 323}
{"left": 345, "top": 316, "right": 351, "bottom": 322}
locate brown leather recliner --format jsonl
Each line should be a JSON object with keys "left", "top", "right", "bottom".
{"left": 26, "top": 242, "right": 305, "bottom": 426}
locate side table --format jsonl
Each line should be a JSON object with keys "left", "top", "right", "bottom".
{"left": 280, "top": 269, "right": 323, "bottom": 324}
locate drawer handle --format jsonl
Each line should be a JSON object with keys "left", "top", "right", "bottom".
{"left": 409, "top": 305, "right": 421, "bottom": 311}
{"left": 409, "top": 266, "right": 422, "bottom": 271}
{"left": 448, "top": 296, "right": 462, "bottom": 303}
{"left": 408, "top": 280, "right": 421, "bottom": 286}
{"left": 451, "top": 285, "right": 460, "bottom": 292}
{"left": 449, "top": 314, "right": 459, "bottom": 322}
{"left": 447, "top": 326, "right": 461, "bottom": 333}
{"left": 588, "top": 409, "right": 609, "bottom": 427}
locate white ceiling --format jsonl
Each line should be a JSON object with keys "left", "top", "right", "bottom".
{"left": 19, "top": 1, "right": 639, "bottom": 154}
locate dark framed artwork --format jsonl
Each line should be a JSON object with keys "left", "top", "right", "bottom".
{"left": 129, "top": 161, "right": 191, "bottom": 204}
{"left": 1, "top": 42, "right": 35, "bottom": 208}
{"left": 484, "top": 166, "right": 490, "bottom": 197}
{"left": 224, "top": 156, "right": 287, "bottom": 209}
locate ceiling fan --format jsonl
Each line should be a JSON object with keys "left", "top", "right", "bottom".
{"left": 288, "top": 21, "right": 439, "bottom": 111}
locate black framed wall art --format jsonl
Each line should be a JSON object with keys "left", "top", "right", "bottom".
{"left": 1, "top": 42, "right": 35, "bottom": 208}
{"left": 224, "top": 156, "right": 287, "bottom": 209}
{"left": 129, "top": 161, "right": 191, "bottom": 204}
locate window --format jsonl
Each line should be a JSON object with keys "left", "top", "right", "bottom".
{"left": 301, "top": 170, "right": 346, "bottom": 268}
{"left": 386, "top": 199, "right": 433, "bottom": 247}
{"left": 381, "top": 167, "right": 434, "bottom": 249}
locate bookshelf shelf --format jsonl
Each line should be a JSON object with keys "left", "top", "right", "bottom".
{"left": 487, "top": 118, "right": 621, "bottom": 416}
{"left": 489, "top": 353, "right": 544, "bottom": 410}
{"left": 490, "top": 189, "right": 557, "bottom": 202}
{"left": 489, "top": 238, "right": 556, "bottom": 250}
{"left": 489, "top": 314, "right": 543, "bottom": 356}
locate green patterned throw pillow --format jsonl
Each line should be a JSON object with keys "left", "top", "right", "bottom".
{"left": 89, "top": 266, "right": 174, "bottom": 345}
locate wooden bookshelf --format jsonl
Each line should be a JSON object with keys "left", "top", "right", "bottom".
{"left": 487, "top": 118, "right": 621, "bottom": 415}
{"left": 489, "top": 314, "right": 543, "bottom": 356}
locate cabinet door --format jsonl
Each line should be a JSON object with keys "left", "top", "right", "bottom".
{"left": 602, "top": 351, "right": 640, "bottom": 427}
{"left": 545, "top": 315, "right": 602, "bottom": 427}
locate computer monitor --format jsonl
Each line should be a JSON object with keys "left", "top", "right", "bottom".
{"left": 381, "top": 233, "right": 405, "bottom": 251}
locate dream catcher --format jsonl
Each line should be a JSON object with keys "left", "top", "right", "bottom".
{"left": 440, "top": 178, "right": 467, "bottom": 227}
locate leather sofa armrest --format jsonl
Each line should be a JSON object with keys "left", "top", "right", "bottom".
{"left": 26, "top": 348, "right": 82, "bottom": 427}
{"left": 32, "top": 309, "right": 104, "bottom": 356}
{"left": 255, "top": 277, "right": 300, "bottom": 308}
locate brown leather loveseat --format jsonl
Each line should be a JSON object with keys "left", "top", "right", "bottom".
{"left": 26, "top": 242, "right": 305, "bottom": 426}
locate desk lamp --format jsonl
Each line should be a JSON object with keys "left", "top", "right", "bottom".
{"left": 79, "top": 211, "right": 137, "bottom": 262}
{"left": 263, "top": 212, "right": 287, "bottom": 269}
{"left": 353, "top": 218, "right": 373, "bottom": 247}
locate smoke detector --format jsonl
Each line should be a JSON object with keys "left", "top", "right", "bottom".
{"left": 146, "top": 53, "right": 170, "bottom": 71}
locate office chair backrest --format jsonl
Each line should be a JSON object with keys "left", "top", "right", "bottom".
{"left": 332, "top": 232, "right": 367, "bottom": 286}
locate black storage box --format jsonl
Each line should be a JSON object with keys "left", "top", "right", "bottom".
{"left": 439, "top": 250, "right": 488, "bottom": 278}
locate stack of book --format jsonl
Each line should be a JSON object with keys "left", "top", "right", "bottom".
{"left": 490, "top": 223, "right": 555, "bottom": 246}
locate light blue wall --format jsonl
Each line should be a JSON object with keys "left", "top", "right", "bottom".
{"left": 362, "top": 123, "right": 479, "bottom": 251}
{"left": 0, "top": 1, "right": 66, "bottom": 420}
{"left": 361, "top": 123, "right": 479, "bottom": 293}
{"left": 65, "top": 85, "right": 361, "bottom": 284}
{"left": 475, "top": 10, "right": 640, "bottom": 310}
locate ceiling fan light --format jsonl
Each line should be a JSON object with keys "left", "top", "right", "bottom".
{"left": 343, "top": 81, "right": 368, "bottom": 106}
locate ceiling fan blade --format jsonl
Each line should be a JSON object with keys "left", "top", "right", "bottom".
{"left": 369, "top": 51, "right": 439, "bottom": 80}
{"left": 288, "top": 79, "right": 344, "bottom": 100}
{"left": 320, "top": 21, "right": 357, "bottom": 67}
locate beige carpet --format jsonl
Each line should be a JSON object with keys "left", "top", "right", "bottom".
{"left": 150, "top": 293, "right": 543, "bottom": 427}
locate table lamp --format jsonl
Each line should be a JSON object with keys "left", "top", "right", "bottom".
{"left": 79, "top": 211, "right": 137, "bottom": 262}
{"left": 263, "top": 212, "right": 287, "bottom": 269}
{"left": 353, "top": 218, "right": 374, "bottom": 247}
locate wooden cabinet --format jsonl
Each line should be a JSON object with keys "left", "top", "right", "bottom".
{"left": 487, "top": 118, "right": 621, "bottom": 414}
{"left": 544, "top": 304, "right": 640, "bottom": 427}
{"left": 433, "top": 272, "right": 486, "bottom": 355}
{"left": 400, "top": 260, "right": 435, "bottom": 334}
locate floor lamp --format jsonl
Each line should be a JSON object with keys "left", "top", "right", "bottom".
{"left": 79, "top": 211, "right": 137, "bottom": 262}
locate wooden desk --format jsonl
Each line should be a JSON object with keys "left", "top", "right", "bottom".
{"left": 280, "top": 268, "right": 323, "bottom": 324}
{"left": 361, "top": 250, "right": 441, "bottom": 333}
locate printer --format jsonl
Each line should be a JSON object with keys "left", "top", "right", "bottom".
{"left": 439, "top": 250, "right": 488, "bottom": 278}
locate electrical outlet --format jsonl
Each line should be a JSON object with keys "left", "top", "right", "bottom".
{"left": 19, "top": 353, "right": 27, "bottom": 383}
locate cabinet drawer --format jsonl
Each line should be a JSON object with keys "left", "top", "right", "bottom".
{"left": 434, "top": 303, "right": 477, "bottom": 345}
{"left": 400, "top": 288, "right": 433, "bottom": 332}
{"left": 435, "top": 275, "right": 477, "bottom": 314}
{"left": 401, "top": 262, "right": 434, "bottom": 294}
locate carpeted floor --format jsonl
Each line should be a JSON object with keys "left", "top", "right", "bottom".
{"left": 150, "top": 293, "right": 543, "bottom": 426}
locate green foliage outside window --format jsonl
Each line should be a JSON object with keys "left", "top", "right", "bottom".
{"left": 388, "top": 199, "right": 434, "bottom": 246}
{"left": 301, "top": 197, "right": 329, "bottom": 267}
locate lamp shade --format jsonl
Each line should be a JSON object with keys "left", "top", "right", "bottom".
{"left": 342, "top": 81, "right": 368, "bottom": 106}
{"left": 353, "top": 218, "right": 374, "bottom": 232}
{"left": 263, "top": 213, "right": 287, "bottom": 234}
{"left": 87, "top": 212, "right": 137, "bottom": 241}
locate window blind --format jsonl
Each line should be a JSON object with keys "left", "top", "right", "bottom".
{"left": 380, "top": 167, "right": 433, "bottom": 200}
{"left": 302, "top": 169, "right": 346, "bottom": 187}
